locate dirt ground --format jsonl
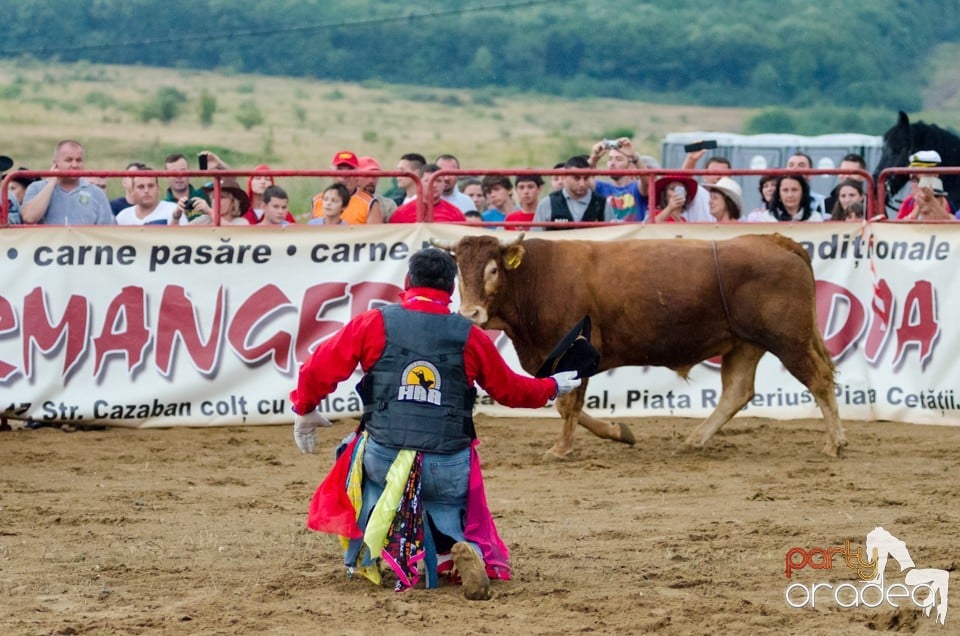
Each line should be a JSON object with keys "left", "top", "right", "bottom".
{"left": 1, "top": 415, "right": 957, "bottom": 635}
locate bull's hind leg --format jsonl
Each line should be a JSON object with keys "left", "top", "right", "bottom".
{"left": 545, "top": 380, "right": 635, "bottom": 460}
{"left": 684, "top": 342, "right": 764, "bottom": 451}
{"left": 578, "top": 412, "right": 635, "bottom": 446}
{"left": 778, "top": 339, "right": 847, "bottom": 457}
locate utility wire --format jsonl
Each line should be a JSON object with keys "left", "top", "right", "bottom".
{"left": 2, "top": 0, "right": 574, "bottom": 56}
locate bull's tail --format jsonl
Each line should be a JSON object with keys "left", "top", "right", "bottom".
{"left": 811, "top": 315, "right": 836, "bottom": 378}
{"left": 759, "top": 233, "right": 834, "bottom": 376}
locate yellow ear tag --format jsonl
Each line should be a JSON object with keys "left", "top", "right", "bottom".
{"left": 504, "top": 250, "right": 523, "bottom": 269}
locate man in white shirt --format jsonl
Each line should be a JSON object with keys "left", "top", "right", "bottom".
{"left": 680, "top": 149, "right": 731, "bottom": 222}
{"left": 116, "top": 172, "right": 180, "bottom": 225}
{"left": 435, "top": 153, "right": 476, "bottom": 213}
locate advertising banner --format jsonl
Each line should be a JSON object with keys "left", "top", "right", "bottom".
{"left": 0, "top": 222, "right": 956, "bottom": 428}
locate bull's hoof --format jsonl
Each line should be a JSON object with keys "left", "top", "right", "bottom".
{"left": 543, "top": 445, "right": 573, "bottom": 461}
{"left": 822, "top": 441, "right": 846, "bottom": 458}
{"left": 675, "top": 436, "right": 706, "bottom": 455}
{"left": 616, "top": 422, "right": 636, "bottom": 446}
{"left": 821, "top": 433, "right": 849, "bottom": 458}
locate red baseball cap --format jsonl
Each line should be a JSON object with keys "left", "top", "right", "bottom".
{"left": 332, "top": 150, "right": 359, "bottom": 168}
{"left": 358, "top": 156, "right": 380, "bottom": 170}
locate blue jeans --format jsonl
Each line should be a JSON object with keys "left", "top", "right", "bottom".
{"left": 362, "top": 437, "right": 471, "bottom": 505}
{"left": 344, "top": 436, "right": 475, "bottom": 568}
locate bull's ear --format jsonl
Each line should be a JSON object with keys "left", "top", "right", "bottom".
{"left": 504, "top": 244, "right": 524, "bottom": 269}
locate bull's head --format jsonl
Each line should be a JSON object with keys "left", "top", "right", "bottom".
{"left": 430, "top": 233, "right": 525, "bottom": 327}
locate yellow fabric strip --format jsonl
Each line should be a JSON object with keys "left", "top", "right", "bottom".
{"left": 363, "top": 449, "right": 416, "bottom": 561}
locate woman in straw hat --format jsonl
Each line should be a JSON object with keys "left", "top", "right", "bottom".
{"left": 702, "top": 176, "right": 743, "bottom": 222}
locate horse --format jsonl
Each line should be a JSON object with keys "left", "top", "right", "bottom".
{"left": 874, "top": 111, "right": 960, "bottom": 214}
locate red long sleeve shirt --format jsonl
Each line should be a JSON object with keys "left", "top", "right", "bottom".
{"left": 289, "top": 286, "right": 557, "bottom": 414}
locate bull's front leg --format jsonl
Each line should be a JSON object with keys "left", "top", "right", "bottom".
{"left": 545, "top": 380, "right": 635, "bottom": 460}
{"left": 545, "top": 383, "right": 585, "bottom": 460}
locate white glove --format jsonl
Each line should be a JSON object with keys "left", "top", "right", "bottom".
{"left": 551, "top": 371, "right": 581, "bottom": 397}
{"left": 293, "top": 410, "right": 332, "bottom": 454}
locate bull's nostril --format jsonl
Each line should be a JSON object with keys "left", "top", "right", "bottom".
{"left": 459, "top": 306, "right": 485, "bottom": 324}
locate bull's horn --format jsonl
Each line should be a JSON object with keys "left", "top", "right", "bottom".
{"left": 498, "top": 232, "right": 524, "bottom": 248}
{"left": 428, "top": 237, "right": 458, "bottom": 253}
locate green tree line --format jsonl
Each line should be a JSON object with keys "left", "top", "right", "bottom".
{"left": 4, "top": 0, "right": 957, "bottom": 112}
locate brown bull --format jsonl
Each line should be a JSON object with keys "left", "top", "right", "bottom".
{"left": 431, "top": 232, "right": 847, "bottom": 458}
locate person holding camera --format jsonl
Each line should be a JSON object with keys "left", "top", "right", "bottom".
{"left": 586, "top": 137, "right": 649, "bottom": 222}
{"left": 170, "top": 188, "right": 214, "bottom": 225}
{"left": 900, "top": 176, "right": 957, "bottom": 222}
{"left": 649, "top": 175, "right": 699, "bottom": 223}
{"left": 679, "top": 142, "right": 728, "bottom": 222}
{"left": 162, "top": 152, "right": 210, "bottom": 221}
{"left": 895, "top": 150, "right": 955, "bottom": 220}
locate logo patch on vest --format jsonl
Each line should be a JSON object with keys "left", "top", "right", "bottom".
{"left": 397, "top": 361, "right": 442, "bottom": 406}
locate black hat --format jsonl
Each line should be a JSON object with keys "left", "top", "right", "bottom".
{"left": 535, "top": 316, "right": 601, "bottom": 379}
{"left": 0, "top": 155, "right": 13, "bottom": 173}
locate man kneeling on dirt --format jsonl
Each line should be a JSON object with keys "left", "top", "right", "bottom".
{"left": 289, "top": 248, "right": 580, "bottom": 600}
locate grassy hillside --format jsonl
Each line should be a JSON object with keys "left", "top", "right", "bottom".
{"left": 0, "top": 61, "right": 753, "bottom": 212}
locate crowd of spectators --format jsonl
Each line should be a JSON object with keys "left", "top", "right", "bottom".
{"left": 2, "top": 137, "right": 955, "bottom": 228}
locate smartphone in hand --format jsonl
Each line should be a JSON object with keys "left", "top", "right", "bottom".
{"left": 198, "top": 153, "right": 208, "bottom": 171}
{"left": 683, "top": 140, "right": 718, "bottom": 153}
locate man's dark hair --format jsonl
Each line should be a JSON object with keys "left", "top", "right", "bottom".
{"left": 435, "top": 153, "right": 460, "bottom": 167}
{"left": 515, "top": 174, "right": 544, "bottom": 187}
{"left": 564, "top": 155, "right": 591, "bottom": 169}
{"left": 10, "top": 167, "right": 40, "bottom": 189}
{"left": 481, "top": 174, "right": 513, "bottom": 194}
{"left": 322, "top": 182, "right": 352, "bottom": 207}
{"left": 400, "top": 152, "right": 427, "bottom": 174}
{"left": 841, "top": 153, "right": 867, "bottom": 169}
{"left": 552, "top": 162, "right": 566, "bottom": 170}
{"left": 126, "top": 161, "right": 149, "bottom": 170}
{"left": 422, "top": 163, "right": 441, "bottom": 174}
{"left": 789, "top": 151, "right": 814, "bottom": 168}
{"left": 164, "top": 153, "right": 186, "bottom": 165}
{"left": 130, "top": 165, "right": 158, "bottom": 184}
{"left": 263, "top": 184, "right": 288, "bottom": 204}
{"left": 408, "top": 248, "right": 457, "bottom": 293}
{"left": 705, "top": 156, "right": 731, "bottom": 169}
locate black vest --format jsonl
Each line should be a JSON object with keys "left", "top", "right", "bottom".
{"left": 548, "top": 190, "right": 606, "bottom": 229}
{"left": 359, "top": 304, "right": 477, "bottom": 453}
